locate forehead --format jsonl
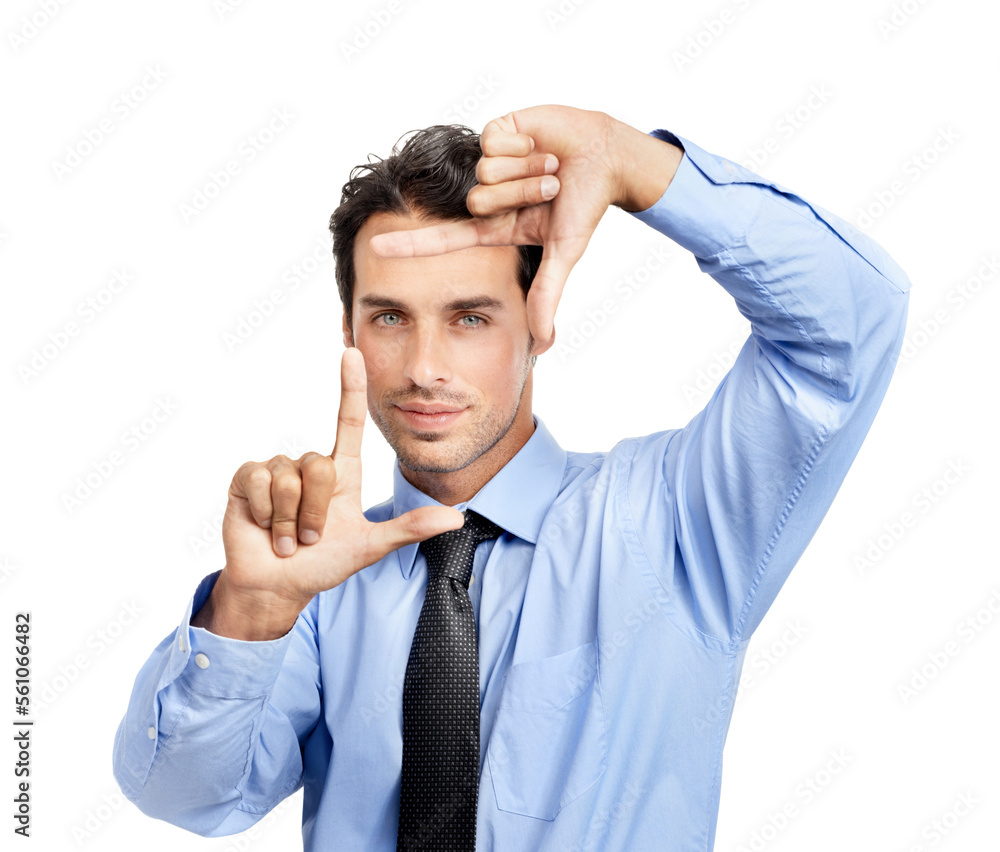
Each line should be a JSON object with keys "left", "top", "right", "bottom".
{"left": 353, "top": 211, "right": 522, "bottom": 307}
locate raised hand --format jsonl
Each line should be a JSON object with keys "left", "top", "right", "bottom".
{"left": 194, "top": 348, "right": 465, "bottom": 640}
{"left": 367, "top": 105, "right": 682, "bottom": 349}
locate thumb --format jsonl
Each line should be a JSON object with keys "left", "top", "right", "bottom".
{"left": 368, "top": 506, "right": 466, "bottom": 559}
{"left": 526, "top": 245, "right": 580, "bottom": 345}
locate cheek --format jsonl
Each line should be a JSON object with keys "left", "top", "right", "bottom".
{"left": 472, "top": 346, "right": 526, "bottom": 405}
{"left": 354, "top": 344, "right": 392, "bottom": 404}
{"left": 355, "top": 330, "right": 395, "bottom": 380}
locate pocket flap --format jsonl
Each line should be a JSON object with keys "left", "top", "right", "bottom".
{"left": 487, "top": 641, "right": 607, "bottom": 821}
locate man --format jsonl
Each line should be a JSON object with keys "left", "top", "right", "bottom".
{"left": 113, "top": 104, "right": 910, "bottom": 850}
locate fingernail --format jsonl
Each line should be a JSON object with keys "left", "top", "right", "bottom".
{"left": 544, "top": 154, "right": 558, "bottom": 174}
{"left": 276, "top": 536, "right": 295, "bottom": 557}
{"left": 541, "top": 175, "right": 559, "bottom": 199}
{"left": 299, "top": 529, "right": 319, "bottom": 545}
{"left": 260, "top": 518, "right": 272, "bottom": 529}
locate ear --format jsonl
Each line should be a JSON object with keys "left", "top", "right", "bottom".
{"left": 342, "top": 310, "right": 354, "bottom": 349}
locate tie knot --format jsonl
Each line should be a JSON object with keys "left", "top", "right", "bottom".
{"left": 418, "top": 509, "right": 504, "bottom": 585}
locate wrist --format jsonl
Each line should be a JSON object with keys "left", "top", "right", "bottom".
{"left": 610, "top": 119, "right": 684, "bottom": 213}
{"left": 191, "top": 570, "right": 309, "bottom": 641}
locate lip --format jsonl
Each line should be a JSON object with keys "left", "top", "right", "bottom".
{"left": 395, "top": 404, "right": 467, "bottom": 429}
{"left": 397, "top": 403, "right": 466, "bottom": 414}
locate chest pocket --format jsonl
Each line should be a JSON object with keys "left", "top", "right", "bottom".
{"left": 486, "top": 641, "right": 607, "bottom": 821}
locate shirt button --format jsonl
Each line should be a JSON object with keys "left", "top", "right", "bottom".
{"left": 194, "top": 653, "right": 210, "bottom": 669}
{"left": 147, "top": 727, "right": 156, "bottom": 740}
{"left": 178, "top": 634, "right": 186, "bottom": 652}
{"left": 469, "top": 574, "right": 475, "bottom": 585}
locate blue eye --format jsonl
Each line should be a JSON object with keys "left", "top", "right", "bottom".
{"left": 374, "top": 312, "right": 485, "bottom": 328}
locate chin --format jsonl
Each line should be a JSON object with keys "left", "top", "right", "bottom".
{"left": 395, "top": 445, "right": 473, "bottom": 475}
{"left": 374, "top": 398, "right": 520, "bottom": 477}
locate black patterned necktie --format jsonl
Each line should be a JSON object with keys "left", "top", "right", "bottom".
{"left": 396, "top": 509, "right": 504, "bottom": 852}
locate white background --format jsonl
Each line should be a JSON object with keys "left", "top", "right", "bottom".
{"left": 2, "top": 0, "right": 997, "bottom": 849}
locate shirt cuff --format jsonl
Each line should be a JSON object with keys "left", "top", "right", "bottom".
{"left": 629, "top": 129, "right": 768, "bottom": 259}
{"left": 161, "top": 571, "right": 295, "bottom": 699}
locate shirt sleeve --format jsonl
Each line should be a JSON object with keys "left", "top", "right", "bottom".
{"left": 624, "top": 129, "right": 910, "bottom": 647}
{"left": 112, "top": 571, "right": 322, "bottom": 835}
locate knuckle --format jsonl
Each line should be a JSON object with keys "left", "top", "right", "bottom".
{"left": 476, "top": 158, "right": 498, "bottom": 185}
{"left": 244, "top": 465, "right": 272, "bottom": 489}
{"left": 338, "top": 411, "right": 366, "bottom": 433}
{"left": 466, "top": 188, "right": 489, "bottom": 217}
{"left": 271, "top": 476, "right": 302, "bottom": 501}
{"left": 306, "top": 465, "right": 335, "bottom": 489}
{"left": 401, "top": 512, "right": 423, "bottom": 538}
{"left": 480, "top": 134, "right": 500, "bottom": 156}
{"left": 299, "top": 452, "right": 331, "bottom": 472}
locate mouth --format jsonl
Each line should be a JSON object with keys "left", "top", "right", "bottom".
{"left": 395, "top": 403, "right": 467, "bottom": 430}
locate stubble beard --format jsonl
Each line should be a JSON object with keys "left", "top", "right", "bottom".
{"left": 369, "top": 349, "right": 533, "bottom": 475}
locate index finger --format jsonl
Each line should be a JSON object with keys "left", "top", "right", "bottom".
{"left": 368, "top": 220, "right": 482, "bottom": 258}
{"left": 332, "top": 347, "right": 368, "bottom": 460}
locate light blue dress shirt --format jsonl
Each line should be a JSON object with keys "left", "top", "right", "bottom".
{"left": 113, "top": 129, "right": 910, "bottom": 851}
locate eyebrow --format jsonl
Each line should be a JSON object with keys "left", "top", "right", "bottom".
{"left": 357, "top": 294, "right": 507, "bottom": 313}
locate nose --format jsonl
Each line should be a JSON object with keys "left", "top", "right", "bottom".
{"left": 403, "top": 323, "right": 453, "bottom": 388}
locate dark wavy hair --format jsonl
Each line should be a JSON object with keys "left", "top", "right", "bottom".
{"left": 329, "top": 124, "right": 542, "bottom": 335}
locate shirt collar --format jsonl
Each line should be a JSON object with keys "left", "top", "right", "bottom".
{"left": 392, "top": 414, "right": 566, "bottom": 579}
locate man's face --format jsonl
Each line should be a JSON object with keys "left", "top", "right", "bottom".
{"left": 345, "top": 211, "right": 542, "bottom": 478}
